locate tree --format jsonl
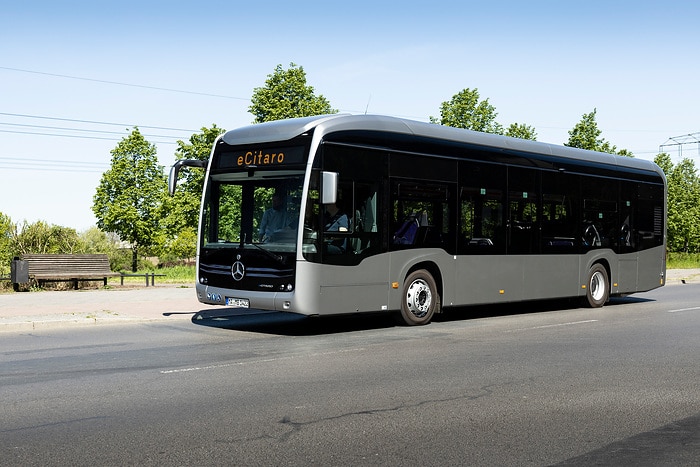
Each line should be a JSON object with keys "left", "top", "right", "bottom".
{"left": 654, "top": 152, "right": 673, "bottom": 175}
{"left": 0, "top": 212, "right": 12, "bottom": 275}
{"left": 659, "top": 155, "right": 700, "bottom": 253}
{"left": 10, "top": 220, "right": 81, "bottom": 255}
{"left": 430, "top": 88, "right": 503, "bottom": 134}
{"left": 249, "top": 63, "right": 337, "bottom": 123}
{"left": 93, "top": 128, "right": 166, "bottom": 272}
{"left": 566, "top": 108, "right": 632, "bottom": 156}
{"left": 164, "top": 126, "right": 225, "bottom": 232}
{"left": 505, "top": 123, "right": 537, "bottom": 141}
{"left": 160, "top": 125, "right": 225, "bottom": 261}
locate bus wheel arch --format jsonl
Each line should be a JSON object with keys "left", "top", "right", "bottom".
{"left": 399, "top": 264, "right": 442, "bottom": 326}
{"left": 585, "top": 261, "right": 610, "bottom": 308}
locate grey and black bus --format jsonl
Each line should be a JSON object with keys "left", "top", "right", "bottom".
{"left": 169, "top": 114, "right": 666, "bottom": 325}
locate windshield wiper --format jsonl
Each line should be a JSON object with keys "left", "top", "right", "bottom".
{"left": 240, "top": 233, "right": 285, "bottom": 264}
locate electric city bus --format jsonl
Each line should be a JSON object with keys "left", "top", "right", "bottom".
{"left": 169, "top": 114, "right": 666, "bottom": 325}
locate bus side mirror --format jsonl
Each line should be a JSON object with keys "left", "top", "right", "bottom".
{"left": 168, "top": 159, "right": 208, "bottom": 195}
{"left": 321, "top": 171, "right": 338, "bottom": 205}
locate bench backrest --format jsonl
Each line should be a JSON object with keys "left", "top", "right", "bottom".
{"left": 21, "top": 254, "right": 113, "bottom": 275}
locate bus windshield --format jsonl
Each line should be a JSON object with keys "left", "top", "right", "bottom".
{"left": 202, "top": 172, "right": 305, "bottom": 253}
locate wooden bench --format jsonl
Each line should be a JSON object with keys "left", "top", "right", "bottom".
{"left": 21, "top": 254, "right": 120, "bottom": 290}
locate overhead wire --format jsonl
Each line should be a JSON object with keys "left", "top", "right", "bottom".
{"left": 0, "top": 155, "right": 109, "bottom": 173}
{"left": 0, "top": 122, "right": 187, "bottom": 141}
{"left": 0, "top": 111, "right": 199, "bottom": 133}
{"left": 0, "top": 66, "right": 250, "bottom": 101}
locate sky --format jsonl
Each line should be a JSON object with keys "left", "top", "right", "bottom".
{"left": 2, "top": 0, "right": 699, "bottom": 231}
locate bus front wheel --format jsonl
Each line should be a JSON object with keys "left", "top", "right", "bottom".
{"left": 585, "top": 264, "right": 609, "bottom": 308}
{"left": 400, "top": 270, "right": 440, "bottom": 325}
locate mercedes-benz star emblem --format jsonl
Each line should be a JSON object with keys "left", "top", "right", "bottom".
{"left": 231, "top": 261, "right": 245, "bottom": 281}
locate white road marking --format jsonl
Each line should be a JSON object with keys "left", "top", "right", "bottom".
{"left": 505, "top": 319, "right": 598, "bottom": 333}
{"left": 160, "top": 348, "right": 365, "bottom": 374}
{"left": 667, "top": 306, "right": 700, "bottom": 313}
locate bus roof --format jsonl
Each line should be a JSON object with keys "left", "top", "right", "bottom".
{"left": 220, "top": 114, "right": 665, "bottom": 179}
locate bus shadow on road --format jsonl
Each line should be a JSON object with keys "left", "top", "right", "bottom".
{"left": 437, "top": 295, "right": 655, "bottom": 323}
{"left": 189, "top": 295, "right": 654, "bottom": 335}
{"left": 191, "top": 308, "right": 398, "bottom": 336}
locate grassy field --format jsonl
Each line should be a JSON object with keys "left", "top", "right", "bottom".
{"left": 107, "top": 265, "right": 196, "bottom": 286}
{"left": 666, "top": 252, "right": 700, "bottom": 269}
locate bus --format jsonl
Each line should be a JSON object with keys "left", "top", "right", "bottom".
{"left": 169, "top": 114, "right": 666, "bottom": 325}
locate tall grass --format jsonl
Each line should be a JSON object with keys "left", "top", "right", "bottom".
{"left": 110, "top": 265, "right": 196, "bottom": 285}
{"left": 667, "top": 252, "right": 700, "bottom": 269}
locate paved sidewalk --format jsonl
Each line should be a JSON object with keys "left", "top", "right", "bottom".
{"left": 1, "top": 270, "right": 698, "bottom": 332}
{"left": 0, "top": 284, "right": 219, "bottom": 332}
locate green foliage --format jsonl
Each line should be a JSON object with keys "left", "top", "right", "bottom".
{"left": 658, "top": 155, "right": 700, "bottom": 253}
{"left": 10, "top": 220, "right": 81, "bottom": 255}
{"left": 565, "top": 109, "right": 632, "bottom": 156}
{"left": 160, "top": 227, "right": 197, "bottom": 263}
{"left": 654, "top": 152, "right": 673, "bottom": 174}
{"left": 430, "top": 88, "right": 504, "bottom": 134}
{"left": 93, "top": 128, "right": 166, "bottom": 271}
{"left": 666, "top": 252, "right": 700, "bottom": 269}
{"left": 0, "top": 212, "right": 12, "bottom": 275}
{"left": 249, "top": 63, "right": 337, "bottom": 123}
{"left": 0, "top": 218, "right": 127, "bottom": 275}
{"left": 505, "top": 123, "right": 537, "bottom": 140}
{"left": 165, "top": 125, "right": 225, "bottom": 232}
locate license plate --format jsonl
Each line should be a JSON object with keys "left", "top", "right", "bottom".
{"left": 226, "top": 297, "right": 250, "bottom": 308}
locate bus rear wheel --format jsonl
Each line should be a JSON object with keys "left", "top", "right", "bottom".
{"left": 585, "top": 263, "right": 609, "bottom": 308}
{"left": 400, "top": 270, "right": 440, "bottom": 325}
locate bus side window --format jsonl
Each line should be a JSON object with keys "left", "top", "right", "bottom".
{"left": 458, "top": 161, "right": 505, "bottom": 255}
{"left": 541, "top": 171, "right": 579, "bottom": 253}
{"left": 351, "top": 184, "right": 379, "bottom": 254}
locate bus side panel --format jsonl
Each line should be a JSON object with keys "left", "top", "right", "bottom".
{"left": 521, "top": 255, "right": 581, "bottom": 300}
{"left": 454, "top": 256, "right": 524, "bottom": 305}
{"left": 616, "top": 254, "right": 639, "bottom": 294}
{"left": 294, "top": 256, "right": 391, "bottom": 316}
{"left": 454, "top": 255, "right": 580, "bottom": 305}
{"left": 636, "top": 246, "right": 666, "bottom": 292}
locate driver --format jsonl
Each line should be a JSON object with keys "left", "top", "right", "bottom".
{"left": 259, "top": 191, "right": 290, "bottom": 242}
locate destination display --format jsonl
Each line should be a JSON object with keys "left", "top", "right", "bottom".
{"left": 217, "top": 145, "right": 307, "bottom": 169}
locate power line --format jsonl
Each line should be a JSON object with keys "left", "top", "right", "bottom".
{"left": 0, "top": 111, "right": 198, "bottom": 133}
{"left": 0, "top": 128, "right": 178, "bottom": 144}
{"left": 0, "top": 66, "right": 250, "bottom": 101}
{"left": 0, "top": 155, "right": 176, "bottom": 174}
{"left": 0, "top": 156, "right": 108, "bottom": 167}
{"left": 0, "top": 159, "right": 107, "bottom": 174}
{"left": 0, "top": 122, "right": 187, "bottom": 140}
{"left": 0, "top": 165, "right": 105, "bottom": 174}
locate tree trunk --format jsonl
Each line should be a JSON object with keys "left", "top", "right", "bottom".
{"left": 131, "top": 244, "right": 138, "bottom": 273}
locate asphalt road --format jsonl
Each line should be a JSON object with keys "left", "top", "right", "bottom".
{"left": 1, "top": 284, "right": 699, "bottom": 466}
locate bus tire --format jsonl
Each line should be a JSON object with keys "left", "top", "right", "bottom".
{"left": 400, "top": 269, "right": 440, "bottom": 325}
{"left": 585, "top": 263, "right": 609, "bottom": 308}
